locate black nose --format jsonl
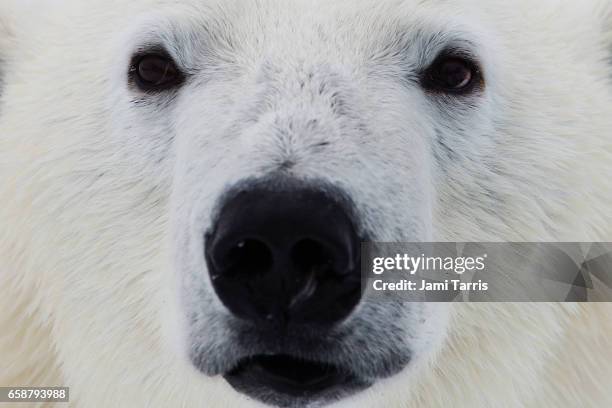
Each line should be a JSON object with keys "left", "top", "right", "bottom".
{"left": 205, "top": 179, "right": 362, "bottom": 327}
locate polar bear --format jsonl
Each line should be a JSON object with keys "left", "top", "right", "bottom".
{"left": 1, "top": 0, "right": 612, "bottom": 407}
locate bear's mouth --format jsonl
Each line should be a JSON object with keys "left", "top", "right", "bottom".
{"left": 224, "top": 354, "right": 369, "bottom": 403}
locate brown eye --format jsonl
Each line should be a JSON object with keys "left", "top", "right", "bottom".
{"left": 423, "top": 56, "right": 481, "bottom": 94}
{"left": 131, "top": 52, "right": 184, "bottom": 92}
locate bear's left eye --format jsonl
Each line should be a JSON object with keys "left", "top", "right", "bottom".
{"left": 130, "top": 52, "right": 184, "bottom": 92}
{"left": 421, "top": 53, "right": 482, "bottom": 95}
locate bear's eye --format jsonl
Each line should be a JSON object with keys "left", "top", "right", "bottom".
{"left": 130, "top": 52, "right": 184, "bottom": 92}
{"left": 422, "top": 55, "right": 482, "bottom": 95}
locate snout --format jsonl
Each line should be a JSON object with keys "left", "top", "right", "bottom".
{"left": 205, "top": 178, "right": 363, "bottom": 328}
{"left": 189, "top": 178, "right": 415, "bottom": 405}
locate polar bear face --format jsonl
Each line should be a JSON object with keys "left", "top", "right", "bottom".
{"left": 109, "top": 2, "right": 498, "bottom": 405}
{"left": 2, "top": 0, "right": 611, "bottom": 407}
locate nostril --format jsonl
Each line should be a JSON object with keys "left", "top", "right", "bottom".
{"left": 218, "top": 239, "right": 274, "bottom": 277}
{"left": 291, "top": 239, "right": 334, "bottom": 276}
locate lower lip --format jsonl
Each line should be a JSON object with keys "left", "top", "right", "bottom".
{"left": 224, "top": 354, "right": 365, "bottom": 398}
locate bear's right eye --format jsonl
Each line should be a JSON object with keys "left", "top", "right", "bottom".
{"left": 130, "top": 52, "right": 184, "bottom": 92}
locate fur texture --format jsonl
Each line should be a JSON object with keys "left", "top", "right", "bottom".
{"left": 1, "top": 1, "right": 612, "bottom": 407}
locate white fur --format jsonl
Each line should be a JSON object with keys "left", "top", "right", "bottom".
{"left": 1, "top": 0, "right": 612, "bottom": 407}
